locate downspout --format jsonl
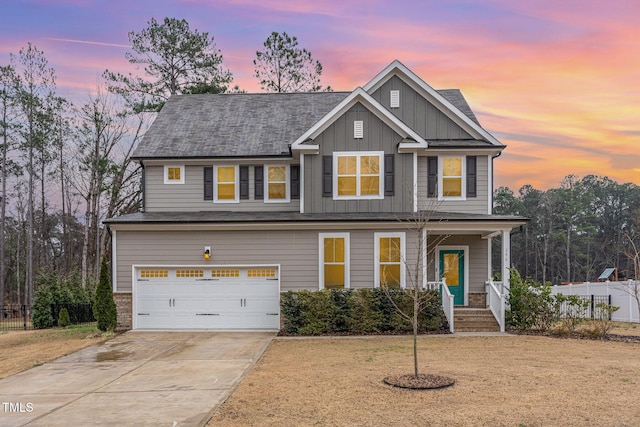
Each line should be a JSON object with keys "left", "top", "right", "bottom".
{"left": 140, "top": 160, "right": 146, "bottom": 212}
{"left": 491, "top": 151, "right": 502, "bottom": 214}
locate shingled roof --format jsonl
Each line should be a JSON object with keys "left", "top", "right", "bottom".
{"left": 132, "top": 89, "right": 487, "bottom": 160}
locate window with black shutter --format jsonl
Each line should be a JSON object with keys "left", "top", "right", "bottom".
{"left": 204, "top": 167, "right": 213, "bottom": 200}
{"left": 427, "top": 157, "right": 437, "bottom": 198}
{"left": 466, "top": 156, "right": 477, "bottom": 198}
{"left": 291, "top": 165, "right": 300, "bottom": 200}
{"left": 239, "top": 166, "right": 249, "bottom": 200}
{"left": 254, "top": 165, "right": 264, "bottom": 200}
{"left": 322, "top": 156, "right": 332, "bottom": 197}
{"left": 384, "top": 154, "right": 394, "bottom": 196}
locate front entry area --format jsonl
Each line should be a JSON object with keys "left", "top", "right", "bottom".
{"left": 437, "top": 247, "right": 468, "bottom": 305}
{"left": 133, "top": 265, "right": 280, "bottom": 329}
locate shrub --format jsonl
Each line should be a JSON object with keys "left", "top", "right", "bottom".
{"left": 94, "top": 256, "right": 118, "bottom": 332}
{"left": 506, "top": 269, "right": 557, "bottom": 331}
{"left": 31, "top": 287, "right": 54, "bottom": 329}
{"left": 280, "top": 288, "right": 443, "bottom": 335}
{"left": 58, "top": 307, "right": 70, "bottom": 328}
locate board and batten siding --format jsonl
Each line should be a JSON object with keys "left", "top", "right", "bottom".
{"left": 304, "top": 102, "right": 414, "bottom": 214}
{"left": 370, "top": 75, "right": 473, "bottom": 140}
{"left": 144, "top": 164, "right": 299, "bottom": 212}
{"left": 427, "top": 234, "right": 489, "bottom": 294}
{"left": 416, "top": 155, "right": 490, "bottom": 214}
{"left": 114, "top": 228, "right": 420, "bottom": 292}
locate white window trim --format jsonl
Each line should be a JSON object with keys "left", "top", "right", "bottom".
{"left": 264, "top": 164, "right": 290, "bottom": 203}
{"left": 213, "top": 164, "right": 239, "bottom": 203}
{"left": 438, "top": 155, "right": 466, "bottom": 201}
{"left": 374, "top": 232, "right": 406, "bottom": 289}
{"left": 318, "top": 232, "right": 350, "bottom": 290}
{"left": 333, "top": 151, "right": 384, "bottom": 200}
{"left": 164, "top": 165, "right": 185, "bottom": 184}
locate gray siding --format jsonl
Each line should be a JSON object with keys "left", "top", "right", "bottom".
{"left": 145, "top": 163, "right": 299, "bottom": 212}
{"left": 371, "top": 75, "right": 473, "bottom": 140}
{"left": 417, "top": 155, "right": 490, "bottom": 214}
{"left": 426, "top": 234, "right": 489, "bottom": 293}
{"left": 114, "top": 228, "right": 420, "bottom": 292}
{"left": 304, "top": 102, "right": 414, "bottom": 213}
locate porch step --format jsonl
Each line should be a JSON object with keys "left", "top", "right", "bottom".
{"left": 453, "top": 308, "right": 500, "bottom": 332}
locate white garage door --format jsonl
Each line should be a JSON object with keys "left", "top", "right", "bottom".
{"left": 133, "top": 266, "right": 280, "bottom": 330}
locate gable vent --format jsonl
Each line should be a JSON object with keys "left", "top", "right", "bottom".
{"left": 354, "top": 120, "right": 364, "bottom": 139}
{"left": 390, "top": 90, "right": 400, "bottom": 108}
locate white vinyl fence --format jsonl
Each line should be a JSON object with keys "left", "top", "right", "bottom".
{"left": 550, "top": 281, "right": 640, "bottom": 323}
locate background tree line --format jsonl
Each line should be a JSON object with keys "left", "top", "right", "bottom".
{"left": 1, "top": 18, "right": 331, "bottom": 307}
{"left": 494, "top": 175, "right": 640, "bottom": 285}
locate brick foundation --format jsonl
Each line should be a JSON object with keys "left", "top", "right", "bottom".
{"left": 468, "top": 292, "right": 487, "bottom": 308}
{"left": 114, "top": 292, "right": 132, "bottom": 330}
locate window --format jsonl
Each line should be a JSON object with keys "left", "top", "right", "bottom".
{"left": 176, "top": 269, "right": 204, "bottom": 278}
{"left": 214, "top": 165, "right": 239, "bottom": 202}
{"left": 439, "top": 156, "right": 465, "bottom": 200}
{"left": 265, "top": 165, "right": 289, "bottom": 202}
{"left": 319, "top": 233, "right": 350, "bottom": 289}
{"left": 375, "top": 232, "right": 405, "bottom": 288}
{"left": 140, "top": 269, "right": 168, "bottom": 279}
{"left": 334, "top": 152, "right": 383, "bottom": 199}
{"left": 211, "top": 268, "right": 240, "bottom": 278}
{"left": 164, "top": 165, "right": 184, "bottom": 184}
{"left": 248, "top": 268, "right": 277, "bottom": 278}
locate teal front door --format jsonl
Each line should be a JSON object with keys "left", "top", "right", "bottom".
{"left": 440, "top": 250, "right": 465, "bottom": 305}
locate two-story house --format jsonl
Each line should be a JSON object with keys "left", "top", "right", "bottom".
{"left": 105, "top": 60, "right": 526, "bottom": 331}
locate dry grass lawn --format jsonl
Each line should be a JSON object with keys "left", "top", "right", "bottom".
{"left": 209, "top": 331, "right": 640, "bottom": 427}
{"left": 0, "top": 325, "right": 111, "bottom": 379}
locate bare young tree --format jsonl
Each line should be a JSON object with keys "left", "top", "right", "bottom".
{"left": 381, "top": 203, "right": 454, "bottom": 388}
{"left": 71, "top": 90, "right": 146, "bottom": 286}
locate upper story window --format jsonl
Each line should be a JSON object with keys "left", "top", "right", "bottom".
{"left": 441, "top": 157, "right": 464, "bottom": 198}
{"left": 265, "top": 165, "right": 289, "bottom": 202}
{"left": 214, "top": 165, "right": 239, "bottom": 203}
{"left": 164, "top": 165, "right": 184, "bottom": 184}
{"left": 427, "top": 156, "right": 477, "bottom": 200}
{"left": 334, "top": 152, "right": 383, "bottom": 200}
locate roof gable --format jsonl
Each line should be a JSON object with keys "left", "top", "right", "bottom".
{"left": 291, "top": 87, "right": 427, "bottom": 153}
{"left": 363, "top": 60, "right": 502, "bottom": 146}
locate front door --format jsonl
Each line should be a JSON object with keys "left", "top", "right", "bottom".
{"left": 439, "top": 250, "right": 465, "bottom": 305}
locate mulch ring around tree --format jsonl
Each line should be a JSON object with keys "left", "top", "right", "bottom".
{"left": 383, "top": 373, "right": 455, "bottom": 390}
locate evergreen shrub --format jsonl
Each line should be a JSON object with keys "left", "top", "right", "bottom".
{"left": 280, "top": 288, "right": 443, "bottom": 335}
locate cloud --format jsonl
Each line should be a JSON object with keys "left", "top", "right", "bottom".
{"left": 44, "top": 38, "right": 130, "bottom": 49}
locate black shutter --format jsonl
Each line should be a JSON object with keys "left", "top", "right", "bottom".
{"left": 290, "top": 165, "right": 300, "bottom": 200}
{"left": 427, "top": 157, "right": 438, "bottom": 198}
{"left": 466, "top": 156, "right": 477, "bottom": 198}
{"left": 384, "top": 154, "right": 394, "bottom": 196}
{"left": 239, "top": 166, "right": 249, "bottom": 200}
{"left": 204, "top": 167, "right": 213, "bottom": 200}
{"left": 322, "top": 156, "right": 332, "bottom": 197}
{"left": 254, "top": 165, "right": 264, "bottom": 200}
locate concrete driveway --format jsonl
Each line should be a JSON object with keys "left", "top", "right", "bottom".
{"left": 0, "top": 331, "right": 275, "bottom": 427}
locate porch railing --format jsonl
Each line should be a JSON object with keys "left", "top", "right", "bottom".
{"left": 486, "top": 280, "right": 505, "bottom": 332}
{"left": 428, "top": 278, "right": 454, "bottom": 333}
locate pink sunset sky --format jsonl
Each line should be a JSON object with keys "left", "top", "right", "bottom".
{"left": 1, "top": 0, "right": 638, "bottom": 191}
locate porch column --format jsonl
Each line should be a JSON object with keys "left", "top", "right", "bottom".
{"left": 421, "top": 228, "right": 427, "bottom": 288}
{"left": 501, "top": 229, "right": 511, "bottom": 294}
